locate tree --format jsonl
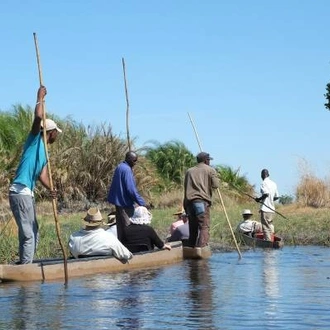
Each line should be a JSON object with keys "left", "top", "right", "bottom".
{"left": 144, "top": 140, "right": 195, "bottom": 190}
{"left": 215, "top": 165, "right": 254, "bottom": 201}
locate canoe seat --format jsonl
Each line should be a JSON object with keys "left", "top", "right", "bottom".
{"left": 125, "top": 244, "right": 150, "bottom": 253}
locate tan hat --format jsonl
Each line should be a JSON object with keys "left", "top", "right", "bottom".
{"left": 242, "top": 209, "right": 253, "bottom": 216}
{"left": 82, "top": 207, "right": 104, "bottom": 227}
{"left": 173, "top": 208, "right": 185, "bottom": 215}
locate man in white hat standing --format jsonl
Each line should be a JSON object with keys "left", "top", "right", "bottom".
{"left": 8, "top": 86, "right": 62, "bottom": 264}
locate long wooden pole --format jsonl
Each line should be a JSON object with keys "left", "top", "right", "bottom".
{"left": 187, "top": 112, "right": 242, "bottom": 259}
{"left": 33, "top": 33, "right": 68, "bottom": 284}
{"left": 122, "top": 58, "right": 132, "bottom": 151}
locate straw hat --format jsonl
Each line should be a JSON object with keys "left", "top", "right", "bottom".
{"left": 82, "top": 207, "right": 104, "bottom": 227}
{"left": 173, "top": 208, "right": 185, "bottom": 216}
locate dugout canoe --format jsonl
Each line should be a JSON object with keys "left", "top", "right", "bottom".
{"left": 236, "top": 232, "right": 284, "bottom": 249}
{"left": 182, "top": 245, "right": 212, "bottom": 259}
{"left": 0, "top": 241, "right": 183, "bottom": 283}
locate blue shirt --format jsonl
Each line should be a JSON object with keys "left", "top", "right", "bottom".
{"left": 107, "top": 161, "right": 146, "bottom": 207}
{"left": 12, "top": 133, "right": 47, "bottom": 191}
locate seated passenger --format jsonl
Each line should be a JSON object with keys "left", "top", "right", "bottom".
{"left": 236, "top": 209, "right": 262, "bottom": 237}
{"left": 123, "top": 206, "right": 171, "bottom": 253}
{"left": 167, "top": 213, "right": 189, "bottom": 242}
{"left": 106, "top": 211, "right": 117, "bottom": 237}
{"left": 170, "top": 208, "right": 187, "bottom": 235}
{"left": 69, "top": 207, "right": 132, "bottom": 261}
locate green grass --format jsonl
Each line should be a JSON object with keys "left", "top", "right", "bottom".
{"left": 1, "top": 203, "right": 330, "bottom": 264}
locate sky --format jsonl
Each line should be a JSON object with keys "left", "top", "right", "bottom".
{"left": 1, "top": 0, "right": 330, "bottom": 196}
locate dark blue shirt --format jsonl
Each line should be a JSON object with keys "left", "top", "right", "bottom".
{"left": 107, "top": 161, "right": 146, "bottom": 207}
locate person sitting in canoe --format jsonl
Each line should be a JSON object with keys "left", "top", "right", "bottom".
{"left": 68, "top": 207, "right": 133, "bottom": 261}
{"left": 122, "top": 206, "right": 171, "bottom": 253}
{"left": 169, "top": 208, "right": 187, "bottom": 234}
{"left": 167, "top": 212, "right": 189, "bottom": 242}
{"left": 236, "top": 209, "right": 262, "bottom": 237}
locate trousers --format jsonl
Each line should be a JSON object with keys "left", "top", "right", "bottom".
{"left": 9, "top": 193, "right": 39, "bottom": 264}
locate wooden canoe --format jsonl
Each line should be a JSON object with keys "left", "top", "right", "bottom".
{"left": 236, "top": 232, "right": 284, "bottom": 249}
{"left": 0, "top": 241, "right": 183, "bottom": 283}
{"left": 182, "top": 245, "right": 212, "bottom": 259}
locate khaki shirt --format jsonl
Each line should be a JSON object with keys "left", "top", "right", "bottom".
{"left": 184, "top": 163, "right": 219, "bottom": 204}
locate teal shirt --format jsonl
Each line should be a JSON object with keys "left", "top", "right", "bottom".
{"left": 12, "top": 133, "right": 47, "bottom": 191}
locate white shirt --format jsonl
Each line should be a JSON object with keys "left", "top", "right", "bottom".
{"left": 237, "top": 220, "right": 262, "bottom": 233}
{"left": 260, "top": 177, "right": 279, "bottom": 213}
{"left": 69, "top": 227, "right": 132, "bottom": 260}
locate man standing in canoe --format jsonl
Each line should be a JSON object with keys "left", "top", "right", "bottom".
{"left": 255, "top": 169, "right": 279, "bottom": 241}
{"left": 107, "top": 151, "right": 146, "bottom": 242}
{"left": 8, "top": 86, "right": 61, "bottom": 264}
{"left": 184, "top": 152, "right": 219, "bottom": 248}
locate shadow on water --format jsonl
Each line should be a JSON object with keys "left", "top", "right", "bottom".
{"left": 186, "top": 259, "right": 216, "bottom": 330}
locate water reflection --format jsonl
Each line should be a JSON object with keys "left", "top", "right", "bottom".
{"left": 187, "top": 259, "right": 216, "bottom": 330}
{"left": 262, "top": 250, "right": 280, "bottom": 299}
{"left": 1, "top": 247, "right": 330, "bottom": 329}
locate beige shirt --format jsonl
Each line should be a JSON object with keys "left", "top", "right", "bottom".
{"left": 184, "top": 163, "right": 219, "bottom": 204}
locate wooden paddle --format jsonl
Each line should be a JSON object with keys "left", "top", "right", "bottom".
{"left": 187, "top": 113, "right": 242, "bottom": 259}
{"left": 33, "top": 33, "right": 68, "bottom": 284}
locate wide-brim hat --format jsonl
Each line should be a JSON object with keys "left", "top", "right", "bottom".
{"left": 82, "top": 207, "right": 104, "bottom": 227}
{"left": 173, "top": 208, "right": 185, "bottom": 216}
{"left": 129, "top": 206, "right": 152, "bottom": 225}
{"left": 242, "top": 209, "right": 253, "bottom": 216}
{"left": 107, "top": 213, "right": 116, "bottom": 225}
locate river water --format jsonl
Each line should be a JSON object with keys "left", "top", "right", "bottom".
{"left": 1, "top": 246, "right": 330, "bottom": 329}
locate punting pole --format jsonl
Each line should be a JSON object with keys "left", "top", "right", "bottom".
{"left": 33, "top": 33, "right": 69, "bottom": 284}
{"left": 187, "top": 112, "right": 242, "bottom": 259}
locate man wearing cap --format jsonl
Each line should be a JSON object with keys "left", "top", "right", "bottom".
{"left": 184, "top": 152, "right": 219, "bottom": 248}
{"left": 8, "top": 86, "right": 61, "bottom": 264}
{"left": 107, "top": 151, "right": 146, "bottom": 242}
{"left": 236, "top": 209, "right": 262, "bottom": 236}
{"left": 69, "top": 207, "right": 132, "bottom": 260}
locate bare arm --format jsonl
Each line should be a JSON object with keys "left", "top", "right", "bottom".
{"left": 31, "top": 86, "right": 47, "bottom": 135}
{"left": 39, "top": 165, "right": 51, "bottom": 190}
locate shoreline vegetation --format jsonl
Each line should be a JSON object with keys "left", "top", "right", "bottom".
{"left": 0, "top": 200, "right": 329, "bottom": 264}
{"left": 1, "top": 107, "right": 330, "bottom": 264}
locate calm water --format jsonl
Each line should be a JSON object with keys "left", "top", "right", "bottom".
{"left": 1, "top": 246, "right": 330, "bottom": 329}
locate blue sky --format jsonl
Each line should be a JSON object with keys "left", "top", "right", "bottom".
{"left": 1, "top": 0, "right": 330, "bottom": 196}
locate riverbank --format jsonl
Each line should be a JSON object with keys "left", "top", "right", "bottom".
{"left": 0, "top": 202, "right": 329, "bottom": 263}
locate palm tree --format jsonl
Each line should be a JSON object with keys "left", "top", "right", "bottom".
{"left": 215, "top": 165, "right": 254, "bottom": 202}
{"left": 144, "top": 140, "right": 195, "bottom": 191}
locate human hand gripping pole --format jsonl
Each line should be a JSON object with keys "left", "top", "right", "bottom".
{"left": 187, "top": 112, "right": 242, "bottom": 259}
{"left": 33, "top": 32, "right": 68, "bottom": 285}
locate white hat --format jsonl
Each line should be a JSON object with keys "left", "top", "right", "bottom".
{"left": 41, "top": 118, "right": 62, "bottom": 133}
{"left": 242, "top": 209, "right": 253, "bottom": 216}
{"left": 129, "top": 206, "right": 152, "bottom": 225}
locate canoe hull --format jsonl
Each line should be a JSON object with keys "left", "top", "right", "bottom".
{"left": 183, "top": 246, "right": 212, "bottom": 259}
{"left": 236, "top": 232, "right": 284, "bottom": 249}
{"left": 0, "top": 242, "right": 183, "bottom": 283}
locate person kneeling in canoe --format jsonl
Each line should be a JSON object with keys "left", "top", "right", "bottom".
{"left": 236, "top": 209, "right": 262, "bottom": 237}
{"left": 69, "top": 207, "right": 133, "bottom": 261}
{"left": 122, "top": 206, "right": 171, "bottom": 253}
